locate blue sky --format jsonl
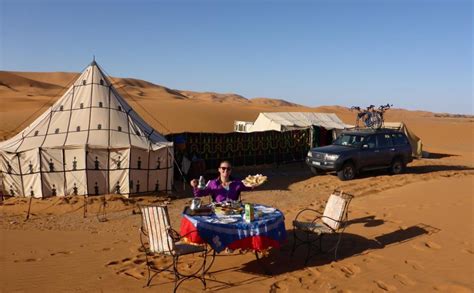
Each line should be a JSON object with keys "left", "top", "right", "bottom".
{"left": 1, "top": 0, "right": 472, "bottom": 114}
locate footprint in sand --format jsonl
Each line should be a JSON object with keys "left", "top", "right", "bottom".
{"left": 106, "top": 260, "right": 120, "bottom": 266}
{"left": 433, "top": 284, "right": 472, "bottom": 293}
{"left": 50, "top": 251, "right": 73, "bottom": 256}
{"left": 14, "top": 258, "right": 42, "bottom": 263}
{"left": 121, "top": 257, "right": 132, "bottom": 263}
{"left": 122, "top": 268, "right": 145, "bottom": 280}
{"left": 374, "top": 280, "right": 397, "bottom": 291}
{"left": 133, "top": 258, "right": 146, "bottom": 265}
{"left": 411, "top": 243, "right": 427, "bottom": 252}
{"left": 424, "top": 241, "right": 441, "bottom": 249}
{"left": 362, "top": 253, "right": 385, "bottom": 264}
{"left": 404, "top": 259, "right": 425, "bottom": 271}
{"left": 461, "top": 248, "right": 473, "bottom": 255}
{"left": 305, "top": 267, "right": 321, "bottom": 278}
{"left": 269, "top": 279, "right": 289, "bottom": 293}
{"left": 393, "top": 273, "right": 416, "bottom": 286}
{"left": 97, "top": 247, "right": 112, "bottom": 252}
{"left": 339, "top": 264, "right": 361, "bottom": 278}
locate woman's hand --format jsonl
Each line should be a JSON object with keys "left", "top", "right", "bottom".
{"left": 190, "top": 179, "right": 198, "bottom": 188}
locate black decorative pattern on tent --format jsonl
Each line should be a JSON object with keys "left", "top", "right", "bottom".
{"left": 166, "top": 129, "right": 326, "bottom": 177}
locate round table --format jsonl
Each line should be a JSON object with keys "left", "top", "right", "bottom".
{"left": 180, "top": 204, "right": 287, "bottom": 253}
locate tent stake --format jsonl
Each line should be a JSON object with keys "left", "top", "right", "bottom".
{"left": 83, "top": 194, "right": 88, "bottom": 218}
{"left": 98, "top": 195, "right": 108, "bottom": 222}
{"left": 25, "top": 196, "right": 33, "bottom": 221}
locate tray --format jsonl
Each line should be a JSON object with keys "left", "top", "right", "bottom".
{"left": 183, "top": 206, "right": 213, "bottom": 216}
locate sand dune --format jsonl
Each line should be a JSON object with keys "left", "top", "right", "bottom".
{"left": 13, "top": 71, "right": 79, "bottom": 88}
{"left": 250, "top": 97, "right": 300, "bottom": 107}
{"left": 0, "top": 70, "right": 473, "bottom": 292}
{"left": 0, "top": 71, "right": 64, "bottom": 92}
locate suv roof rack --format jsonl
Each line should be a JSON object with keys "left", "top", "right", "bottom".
{"left": 342, "top": 128, "right": 399, "bottom": 134}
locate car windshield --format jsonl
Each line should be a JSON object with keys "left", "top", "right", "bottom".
{"left": 333, "top": 134, "right": 366, "bottom": 147}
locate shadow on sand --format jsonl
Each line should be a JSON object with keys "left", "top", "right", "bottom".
{"left": 346, "top": 215, "right": 385, "bottom": 228}
{"left": 352, "top": 164, "right": 474, "bottom": 180}
{"left": 204, "top": 222, "right": 441, "bottom": 291}
{"left": 423, "top": 152, "right": 457, "bottom": 159}
{"left": 407, "top": 164, "right": 474, "bottom": 174}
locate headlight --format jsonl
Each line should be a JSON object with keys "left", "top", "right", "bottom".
{"left": 307, "top": 151, "right": 312, "bottom": 157}
{"left": 325, "top": 154, "right": 339, "bottom": 161}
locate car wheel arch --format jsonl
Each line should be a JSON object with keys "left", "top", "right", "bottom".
{"left": 390, "top": 156, "right": 406, "bottom": 174}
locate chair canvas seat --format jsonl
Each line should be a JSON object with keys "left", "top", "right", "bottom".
{"left": 322, "top": 193, "right": 348, "bottom": 230}
{"left": 293, "top": 221, "right": 334, "bottom": 235}
{"left": 141, "top": 205, "right": 175, "bottom": 254}
{"left": 139, "top": 205, "right": 211, "bottom": 291}
{"left": 172, "top": 241, "right": 207, "bottom": 256}
{"left": 291, "top": 190, "right": 354, "bottom": 264}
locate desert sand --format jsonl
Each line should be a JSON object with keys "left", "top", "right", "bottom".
{"left": 0, "top": 71, "right": 473, "bottom": 292}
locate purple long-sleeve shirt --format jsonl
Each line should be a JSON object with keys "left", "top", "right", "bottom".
{"left": 193, "top": 178, "right": 252, "bottom": 203}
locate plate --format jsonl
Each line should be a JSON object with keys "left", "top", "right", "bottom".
{"left": 218, "top": 217, "right": 239, "bottom": 224}
{"left": 312, "top": 161, "right": 321, "bottom": 166}
{"left": 258, "top": 207, "right": 276, "bottom": 213}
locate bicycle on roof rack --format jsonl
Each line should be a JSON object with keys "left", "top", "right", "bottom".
{"left": 350, "top": 103, "right": 393, "bottom": 130}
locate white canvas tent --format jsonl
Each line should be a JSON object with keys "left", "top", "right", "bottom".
{"left": 248, "top": 112, "right": 348, "bottom": 132}
{"left": 383, "top": 122, "right": 423, "bottom": 158}
{"left": 0, "top": 61, "right": 173, "bottom": 198}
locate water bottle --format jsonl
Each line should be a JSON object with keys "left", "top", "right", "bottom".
{"left": 244, "top": 203, "right": 254, "bottom": 223}
{"left": 198, "top": 176, "right": 206, "bottom": 190}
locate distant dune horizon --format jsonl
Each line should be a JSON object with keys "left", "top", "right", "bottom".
{"left": 0, "top": 70, "right": 472, "bottom": 142}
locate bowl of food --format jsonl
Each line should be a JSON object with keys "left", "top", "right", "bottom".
{"left": 214, "top": 206, "right": 233, "bottom": 215}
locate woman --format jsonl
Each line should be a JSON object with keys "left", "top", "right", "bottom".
{"left": 190, "top": 161, "right": 252, "bottom": 203}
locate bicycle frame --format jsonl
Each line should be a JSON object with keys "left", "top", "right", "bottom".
{"left": 351, "top": 104, "right": 392, "bottom": 130}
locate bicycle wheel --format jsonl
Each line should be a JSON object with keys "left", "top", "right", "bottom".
{"left": 369, "top": 112, "right": 383, "bottom": 129}
{"left": 363, "top": 113, "right": 373, "bottom": 128}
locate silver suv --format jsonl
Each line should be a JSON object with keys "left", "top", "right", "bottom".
{"left": 306, "top": 129, "right": 413, "bottom": 180}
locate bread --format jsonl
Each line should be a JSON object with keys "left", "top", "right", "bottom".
{"left": 242, "top": 174, "right": 268, "bottom": 187}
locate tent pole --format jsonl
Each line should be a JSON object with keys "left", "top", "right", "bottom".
{"left": 169, "top": 148, "right": 185, "bottom": 192}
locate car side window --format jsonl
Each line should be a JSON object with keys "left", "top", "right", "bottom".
{"left": 365, "top": 135, "right": 376, "bottom": 149}
{"left": 376, "top": 133, "right": 393, "bottom": 148}
{"left": 391, "top": 133, "right": 409, "bottom": 146}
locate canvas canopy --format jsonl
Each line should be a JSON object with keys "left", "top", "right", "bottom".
{"left": 248, "top": 112, "right": 347, "bottom": 132}
{"left": 0, "top": 61, "right": 173, "bottom": 198}
{"left": 383, "top": 122, "right": 422, "bottom": 158}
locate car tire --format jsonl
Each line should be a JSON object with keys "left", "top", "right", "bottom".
{"left": 390, "top": 158, "right": 405, "bottom": 175}
{"left": 337, "top": 162, "right": 356, "bottom": 181}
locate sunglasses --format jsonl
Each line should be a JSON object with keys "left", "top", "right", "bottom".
{"left": 219, "top": 167, "right": 232, "bottom": 171}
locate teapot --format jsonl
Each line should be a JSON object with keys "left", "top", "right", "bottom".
{"left": 190, "top": 198, "right": 201, "bottom": 210}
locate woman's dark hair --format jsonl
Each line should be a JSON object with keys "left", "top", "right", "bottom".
{"left": 219, "top": 160, "right": 232, "bottom": 167}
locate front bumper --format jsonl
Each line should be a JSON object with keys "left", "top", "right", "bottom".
{"left": 306, "top": 157, "right": 342, "bottom": 171}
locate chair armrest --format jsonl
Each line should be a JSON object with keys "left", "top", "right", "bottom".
{"left": 168, "top": 227, "right": 201, "bottom": 243}
{"left": 167, "top": 227, "right": 182, "bottom": 242}
{"left": 313, "top": 215, "right": 341, "bottom": 224}
{"left": 294, "top": 208, "right": 322, "bottom": 223}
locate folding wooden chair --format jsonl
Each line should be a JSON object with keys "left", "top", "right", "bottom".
{"left": 139, "top": 205, "right": 211, "bottom": 292}
{"left": 291, "top": 190, "right": 354, "bottom": 264}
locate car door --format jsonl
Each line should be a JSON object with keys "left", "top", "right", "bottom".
{"left": 391, "top": 133, "right": 411, "bottom": 162}
{"left": 375, "top": 133, "right": 395, "bottom": 166}
{"left": 359, "top": 135, "right": 379, "bottom": 169}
